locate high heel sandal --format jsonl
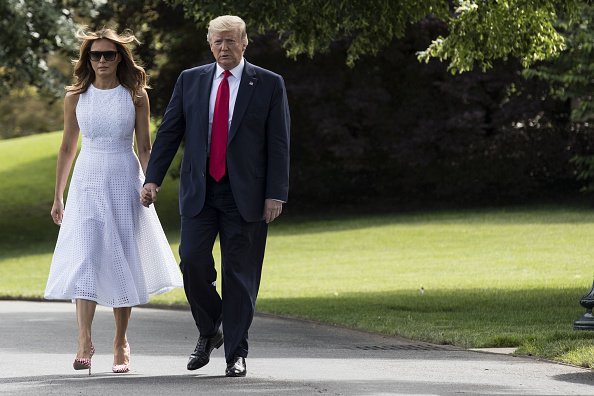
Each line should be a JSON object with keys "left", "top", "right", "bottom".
{"left": 73, "top": 344, "right": 95, "bottom": 375}
{"left": 112, "top": 344, "right": 130, "bottom": 373}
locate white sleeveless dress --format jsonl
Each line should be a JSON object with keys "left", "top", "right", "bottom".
{"left": 44, "top": 84, "right": 183, "bottom": 307}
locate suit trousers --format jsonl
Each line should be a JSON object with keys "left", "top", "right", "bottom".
{"left": 179, "top": 175, "right": 268, "bottom": 362}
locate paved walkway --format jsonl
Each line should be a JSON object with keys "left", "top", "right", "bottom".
{"left": 1, "top": 301, "right": 594, "bottom": 395}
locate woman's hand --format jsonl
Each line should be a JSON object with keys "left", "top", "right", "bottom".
{"left": 51, "top": 199, "right": 64, "bottom": 225}
{"left": 140, "top": 183, "right": 159, "bottom": 207}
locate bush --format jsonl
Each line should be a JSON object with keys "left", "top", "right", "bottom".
{"left": 0, "top": 86, "right": 63, "bottom": 139}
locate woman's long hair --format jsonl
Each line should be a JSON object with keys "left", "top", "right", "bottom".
{"left": 66, "top": 27, "right": 149, "bottom": 103}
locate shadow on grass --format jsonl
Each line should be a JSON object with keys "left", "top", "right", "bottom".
{"left": 256, "top": 287, "right": 594, "bottom": 350}
{"left": 1, "top": 156, "right": 58, "bottom": 247}
{"left": 272, "top": 205, "right": 594, "bottom": 237}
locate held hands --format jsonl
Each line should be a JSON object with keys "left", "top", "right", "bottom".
{"left": 264, "top": 199, "right": 283, "bottom": 224}
{"left": 51, "top": 199, "right": 64, "bottom": 225}
{"left": 140, "top": 183, "right": 159, "bottom": 207}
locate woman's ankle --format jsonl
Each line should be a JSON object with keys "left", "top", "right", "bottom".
{"left": 113, "top": 338, "right": 128, "bottom": 349}
{"left": 76, "top": 339, "right": 93, "bottom": 357}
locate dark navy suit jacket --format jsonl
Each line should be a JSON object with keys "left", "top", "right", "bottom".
{"left": 145, "top": 60, "right": 290, "bottom": 222}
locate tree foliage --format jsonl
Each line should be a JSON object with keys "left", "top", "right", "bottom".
{"left": 418, "top": 0, "right": 582, "bottom": 72}
{"left": 524, "top": 2, "right": 594, "bottom": 122}
{"left": 169, "top": 0, "right": 449, "bottom": 66}
{"left": 1, "top": 0, "right": 588, "bottom": 95}
{"left": 0, "top": 0, "right": 93, "bottom": 96}
{"left": 171, "top": 0, "right": 583, "bottom": 72}
{"left": 90, "top": 0, "right": 213, "bottom": 115}
{"left": 521, "top": 2, "right": 594, "bottom": 191}
{"left": 4, "top": 0, "right": 594, "bottom": 203}
{"left": 263, "top": 30, "right": 587, "bottom": 204}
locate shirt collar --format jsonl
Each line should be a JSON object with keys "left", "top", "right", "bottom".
{"left": 215, "top": 58, "right": 244, "bottom": 80}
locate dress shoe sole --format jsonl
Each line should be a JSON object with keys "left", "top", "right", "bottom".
{"left": 225, "top": 370, "right": 247, "bottom": 377}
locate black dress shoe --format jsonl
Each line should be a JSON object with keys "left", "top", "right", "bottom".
{"left": 225, "top": 356, "right": 246, "bottom": 377}
{"left": 187, "top": 329, "right": 224, "bottom": 370}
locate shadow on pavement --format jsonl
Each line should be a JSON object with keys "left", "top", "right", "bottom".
{"left": 1, "top": 373, "right": 520, "bottom": 396}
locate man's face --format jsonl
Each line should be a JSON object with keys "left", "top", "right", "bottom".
{"left": 209, "top": 29, "right": 246, "bottom": 70}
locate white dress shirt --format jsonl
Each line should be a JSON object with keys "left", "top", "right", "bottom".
{"left": 207, "top": 58, "right": 244, "bottom": 153}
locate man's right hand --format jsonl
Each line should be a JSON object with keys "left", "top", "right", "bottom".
{"left": 141, "top": 183, "right": 159, "bottom": 207}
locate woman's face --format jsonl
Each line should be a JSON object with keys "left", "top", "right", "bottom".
{"left": 89, "top": 39, "right": 120, "bottom": 79}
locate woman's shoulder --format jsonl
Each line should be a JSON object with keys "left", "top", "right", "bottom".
{"left": 133, "top": 87, "right": 149, "bottom": 108}
{"left": 64, "top": 91, "right": 81, "bottom": 108}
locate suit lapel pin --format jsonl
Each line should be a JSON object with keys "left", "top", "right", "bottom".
{"left": 249, "top": 81, "right": 254, "bottom": 86}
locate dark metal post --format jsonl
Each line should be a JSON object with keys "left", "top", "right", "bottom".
{"left": 574, "top": 281, "right": 594, "bottom": 331}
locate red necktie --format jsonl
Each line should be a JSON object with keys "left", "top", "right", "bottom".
{"left": 209, "top": 70, "right": 231, "bottom": 181}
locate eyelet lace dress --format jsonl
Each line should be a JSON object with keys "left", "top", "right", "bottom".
{"left": 45, "top": 84, "right": 183, "bottom": 307}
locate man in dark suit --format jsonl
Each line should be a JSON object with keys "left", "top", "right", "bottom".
{"left": 141, "top": 15, "right": 290, "bottom": 377}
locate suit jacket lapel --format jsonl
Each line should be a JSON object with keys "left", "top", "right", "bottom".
{"left": 229, "top": 61, "right": 257, "bottom": 142}
{"left": 198, "top": 64, "right": 216, "bottom": 139}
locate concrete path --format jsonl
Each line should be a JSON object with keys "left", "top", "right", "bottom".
{"left": 1, "top": 301, "right": 594, "bottom": 395}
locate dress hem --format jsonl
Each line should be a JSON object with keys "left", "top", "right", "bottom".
{"left": 43, "top": 285, "right": 181, "bottom": 308}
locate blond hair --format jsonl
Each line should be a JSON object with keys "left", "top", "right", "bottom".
{"left": 66, "top": 27, "right": 149, "bottom": 102}
{"left": 207, "top": 15, "right": 248, "bottom": 45}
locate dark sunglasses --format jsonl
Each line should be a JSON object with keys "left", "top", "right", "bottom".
{"left": 89, "top": 51, "right": 118, "bottom": 62}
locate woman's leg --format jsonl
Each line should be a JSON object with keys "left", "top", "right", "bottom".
{"left": 113, "top": 307, "right": 132, "bottom": 365}
{"left": 76, "top": 299, "right": 97, "bottom": 358}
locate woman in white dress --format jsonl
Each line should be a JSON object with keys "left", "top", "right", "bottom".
{"left": 45, "top": 28, "right": 183, "bottom": 375}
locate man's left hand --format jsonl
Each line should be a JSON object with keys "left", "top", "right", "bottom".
{"left": 264, "top": 199, "right": 283, "bottom": 224}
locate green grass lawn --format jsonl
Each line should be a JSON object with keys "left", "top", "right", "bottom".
{"left": 3, "top": 132, "right": 594, "bottom": 367}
